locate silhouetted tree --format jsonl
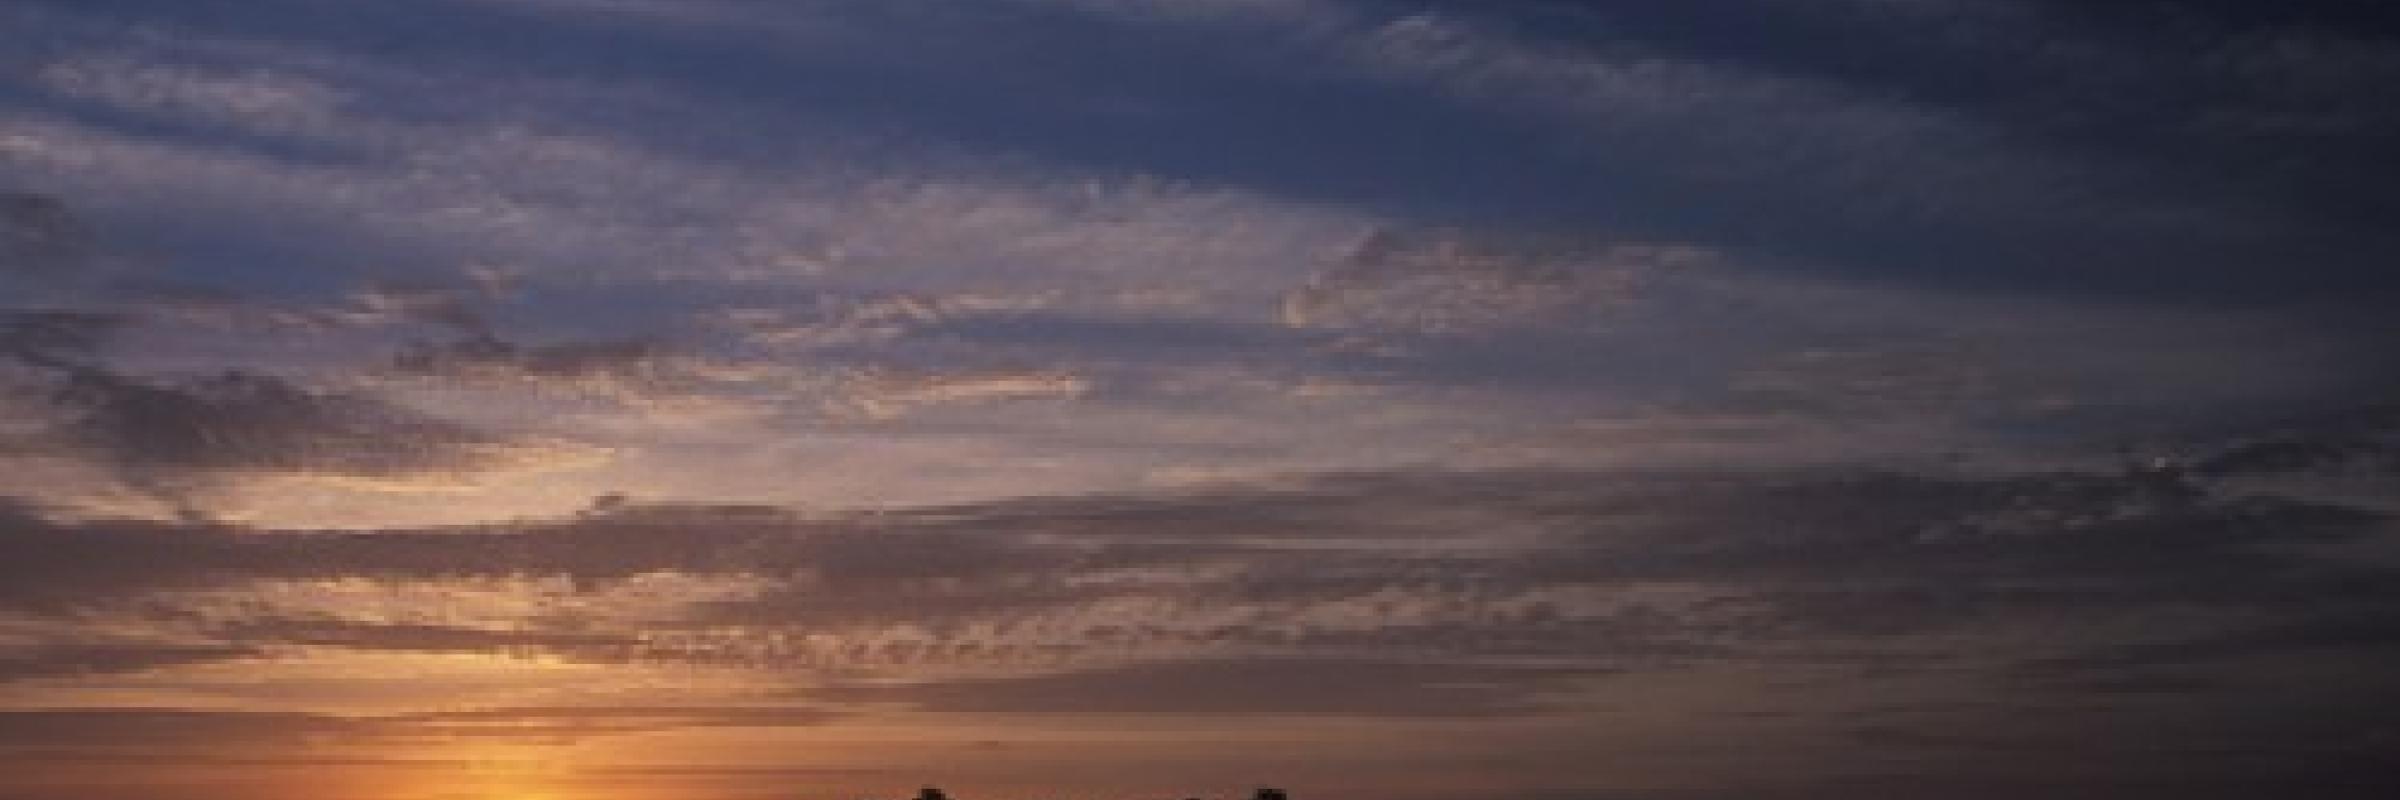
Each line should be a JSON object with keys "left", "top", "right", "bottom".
{"left": 916, "top": 786, "right": 952, "bottom": 800}
{"left": 1252, "top": 788, "right": 1289, "bottom": 800}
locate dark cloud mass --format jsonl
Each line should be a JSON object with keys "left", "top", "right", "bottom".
{"left": 3, "top": 308, "right": 582, "bottom": 515}
{"left": 391, "top": 335, "right": 669, "bottom": 384}
{"left": 0, "top": 192, "right": 88, "bottom": 277}
{"left": 0, "top": 642, "right": 258, "bottom": 683}
{"left": 0, "top": 309, "right": 121, "bottom": 364}
{"left": 813, "top": 657, "right": 1610, "bottom": 718}
{"left": 52, "top": 369, "right": 515, "bottom": 476}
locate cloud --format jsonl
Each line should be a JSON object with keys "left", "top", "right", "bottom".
{"left": 9, "top": 0, "right": 2392, "bottom": 532}
{"left": 3, "top": 431, "right": 2390, "bottom": 679}
{"left": 1279, "top": 227, "right": 1705, "bottom": 335}
{"left": 389, "top": 334, "right": 682, "bottom": 397}
{"left": 0, "top": 192, "right": 88, "bottom": 278}
{"left": 31, "top": 51, "right": 353, "bottom": 136}
{"left": 0, "top": 642, "right": 259, "bottom": 683}
{"left": 208, "top": 619, "right": 642, "bottom": 657}
{"left": 711, "top": 290, "right": 1051, "bottom": 350}
{"left": 834, "top": 367, "right": 1090, "bottom": 420}
{"left": 1039, "top": 0, "right": 2400, "bottom": 303}
{"left": 383, "top": 703, "right": 843, "bottom": 734}
{"left": 0, "top": 709, "right": 362, "bottom": 748}
{"left": 32, "top": 365, "right": 600, "bottom": 510}
{"left": 812, "top": 657, "right": 1608, "bottom": 717}
{"left": 2030, "top": 614, "right": 2400, "bottom": 673}
{"left": 0, "top": 430, "right": 2393, "bottom": 792}
{"left": 0, "top": 704, "right": 839, "bottom": 751}
{"left": 124, "top": 283, "right": 485, "bottom": 335}
{"left": 0, "top": 308, "right": 121, "bottom": 365}
{"left": 2191, "top": 403, "right": 2400, "bottom": 479}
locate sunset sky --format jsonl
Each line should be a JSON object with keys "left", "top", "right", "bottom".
{"left": 4, "top": 1, "right": 2399, "bottom": 798}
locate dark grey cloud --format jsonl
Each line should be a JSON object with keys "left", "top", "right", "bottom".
{"left": 1279, "top": 227, "right": 1665, "bottom": 335}
{"left": 209, "top": 619, "right": 642, "bottom": 658}
{"left": 813, "top": 657, "right": 1608, "bottom": 718}
{"left": 127, "top": 283, "right": 495, "bottom": 335}
{"left": 0, "top": 709, "right": 360, "bottom": 748}
{"left": 0, "top": 194, "right": 581, "bottom": 514}
{"left": 380, "top": 331, "right": 791, "bottom": 411}
{"left": 0, "top": 642, "right": 257, "bottom": 683}
{"left": 0, "top": 308, "right": 121, "bottom": 366}
{"left": 390, "top": 334, "right": 667, "bottom": 383}
{"left": 0, "top": 705, "right": 840, "bottom": 752}
{"left": 2190, "top": 402, "right": 2400, "bottom": 478}
{"left": 36, "top": 367, "right": 565, "bottom": 510}
{"left": 0, "top": 192, "right": 88, "bottom": 278}
{"left": 2031, "top": 614, "right": 2400, "bottom": 673}
{"left": 0, "top": 496, "right": 1070, "bottom": 608}
{"left": 51, "top": 369, "right": 492, "bottom": 473}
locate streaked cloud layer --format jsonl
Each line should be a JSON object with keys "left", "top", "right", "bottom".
{"left": 3, "top": 1, "right": 2397, "bottom": 798}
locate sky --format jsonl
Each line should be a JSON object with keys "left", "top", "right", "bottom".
{"left": 2, "top": 1, "right": 2398, "bottom": 798}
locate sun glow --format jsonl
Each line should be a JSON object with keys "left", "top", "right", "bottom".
{"left": 388, "top": 740, "right": 581, "bottom": 800}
